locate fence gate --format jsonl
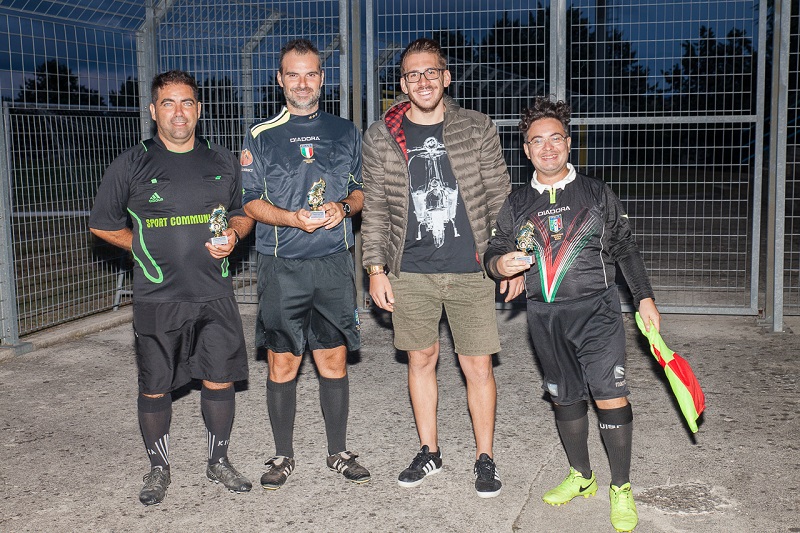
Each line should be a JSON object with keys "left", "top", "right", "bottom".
{"left": 365, "top": 0, "right": 767, "bottom": 317}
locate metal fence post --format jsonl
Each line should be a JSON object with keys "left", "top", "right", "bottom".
{"left": 552, "top": 0, "right": 568, "bottom": 101}
{"left": 137, "top": 0, "right": 159, "bottom": 140}
{"left": 0, "top": 103, "right": 33, "bottom": 355}
{"left": 764, "top": 0, "right": 789, "bottom": 332}
{"left": 339, "top": 0, "right": 350, "bottom": 120}
{"left": 365, "top": 0, "right": 376, "bottom": 126}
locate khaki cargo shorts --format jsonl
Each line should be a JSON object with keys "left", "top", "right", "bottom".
{"left": 389, "top": 271, "right": 501, "bottom": 356}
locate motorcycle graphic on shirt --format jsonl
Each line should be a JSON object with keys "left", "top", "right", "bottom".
{"left": 408, "top": 136, "right": 460, "bottom": 248}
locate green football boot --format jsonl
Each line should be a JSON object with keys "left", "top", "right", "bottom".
{"left": 609, "top": 482, "right": 639, "bottom": 532}
{"left": 542, "top": 467, "right": 598, "bottom": 505}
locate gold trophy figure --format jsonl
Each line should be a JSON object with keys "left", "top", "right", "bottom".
{"left": 208, "top": 204, "right": 230, "bottom": 246}
{"left": 515, "top": 220, "right": 536, "bottom": 265}
{"left": 307, "top": 178, "right": 327, "bottom": 219}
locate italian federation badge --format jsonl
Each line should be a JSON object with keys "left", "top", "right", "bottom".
{"left": 300, "top": 143, "right": 314, "bottom": 163}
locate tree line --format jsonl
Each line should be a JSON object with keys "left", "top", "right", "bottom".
{"left": 8, "top": 6, "right": 765, "bottom": 171}
{"left": 12, "top": 8, "right": 755, "bottom": 114}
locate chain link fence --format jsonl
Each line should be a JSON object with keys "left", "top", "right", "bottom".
{"left": 0, "top": 4, "right": 141, "bottom": 344}
{"left": 367, "top": 0, "right": 765, "bottom": 315}
{"left": 149, "top": 0, "right": 349, "bottom": 304}
{"left": 0, "top": 0, "right": 796, "bottom": 349}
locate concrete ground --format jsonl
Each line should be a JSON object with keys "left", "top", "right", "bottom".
{"left": 0, "top": 305, "right": 798, "bottom": 533}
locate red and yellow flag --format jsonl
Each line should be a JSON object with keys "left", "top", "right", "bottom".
{"left": 635, "top": 313, "right": 706, "bottom": 433}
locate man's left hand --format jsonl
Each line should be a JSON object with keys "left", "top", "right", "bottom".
{"left": 321, "top": 201, "right": 346, "bottom": 230}
{"left": 205, "top": 228, "right": 237, "bottom": 259}
{"left": 500, "top": 275, "right": 525, "bottom": 302}
{"left": 638, "top": 298, "right": 661, "bottom": 332}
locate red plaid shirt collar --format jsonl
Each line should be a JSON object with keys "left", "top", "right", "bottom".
{"left": 384, "top": 101, "right": 412, "bottom": 161}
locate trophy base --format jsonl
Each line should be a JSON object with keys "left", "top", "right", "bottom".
{"left": 309, "top": 210, "right": 326, "bottom": 219}
{"left": 210, "top": 236, "right": 229, "bottom": 246}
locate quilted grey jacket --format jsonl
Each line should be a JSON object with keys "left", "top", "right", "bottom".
{"left": 361, "top": 95, "right": 511, "bottom": 276}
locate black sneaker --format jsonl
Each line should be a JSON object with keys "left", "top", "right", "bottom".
{"left": 260, "top": 456, "right": 295, "bottom": 490}
{"left": 474, "top": 453, "right": 502, "bottom": 498}
{"left": 397, "top": 445, "right": 442, "bottom": 488}
{"left": 206, "top": 457, "right": 252, "bottom": 493}
{"left": 327, "top": 451, "right": 371, "bottom": 484}
{"left": 139, "top": 466, "right": 170, "bottom": 506}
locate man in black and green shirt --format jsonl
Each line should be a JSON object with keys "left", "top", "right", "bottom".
{"left": 90, "top": 70, "right": 254, "bottom": 506}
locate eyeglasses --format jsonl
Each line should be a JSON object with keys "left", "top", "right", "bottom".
{"left": 402, "top": 67, "right": 446, "bottom": 83}
{"left": 525, "top": 134, "right": 568, "bottom": 149}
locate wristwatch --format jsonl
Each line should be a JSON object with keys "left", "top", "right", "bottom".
{"left": 339, "top": 201, "right": 351, "bottom": 217}
{"left": 366, "top": 264, "right": 385, "bottom": 276}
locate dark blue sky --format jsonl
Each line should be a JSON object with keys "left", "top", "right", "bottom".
{"left": 0, "top": 0, "right": 759, "bottom": 101}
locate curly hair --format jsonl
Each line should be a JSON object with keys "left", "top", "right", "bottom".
{"left": 279, "top": 38, "right": 321, "bottom": 73}
{"left": 400, "top": 38, "right": 447, "bottom": 72}
{"left": 519, "top": 97, "right": 571, "bottom": 136}
{"left": 151, "top": 70, "right": 198, "bottom": 104}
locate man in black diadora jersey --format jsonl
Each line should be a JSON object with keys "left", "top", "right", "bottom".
{"left": 90, "top": 70, "right": 254, "bottom": 506}
{"left": 241, "top": 39, "right": 369, "bottom": 489}
{"left": 484, "top": 97, "right": 661, "bottom": 532}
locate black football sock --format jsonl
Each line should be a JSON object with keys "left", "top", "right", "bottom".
{"left": 319, "top": 375, "right": 349, "bottom": 455}
{"left": 553, "top": 400, "right": 591, "bottom": 479}
{"left": 267, "top": 379, "right": 297, "bottom": 457}
{"left": 201, "top": 385, "right": 235, "bottom": 463}
{"left": 138, "top": 393, "right": 172, "bottom": 469}
{"left": 598, "top": 403, "right": 634, "bottom": 487}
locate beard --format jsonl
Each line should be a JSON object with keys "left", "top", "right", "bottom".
{"left": 406, "top": 85, "right": 444, "bottom": 113}
{"left": 285, "top": 87, "right": 321, "bottom": 111}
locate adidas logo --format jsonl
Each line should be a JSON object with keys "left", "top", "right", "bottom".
{"left": 149, "top": 193, "right": 164, "bottom": 203}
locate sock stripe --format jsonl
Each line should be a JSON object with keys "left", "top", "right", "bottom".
{"left": 154, "top": 434, "right": 170, "bottom": 466}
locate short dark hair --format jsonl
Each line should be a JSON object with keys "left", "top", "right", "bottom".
{"left": 400, "top": 38, "right": 447, "bottom": 73}
{"left": 151, "top": 70, "right": 198, "bottom": 104}
{"left": 519, "top": 97, "right": 571, "bottom": 136}
{"left": 279, "top": 39, "right": 321, "bottom": 73}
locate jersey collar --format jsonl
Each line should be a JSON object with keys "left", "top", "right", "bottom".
{"left": 287, "top": 106, "right": 322, "bottom": 123}
{"left": 152, "top": 134, "right": 202, "bottom": 152}
{"left": 530, "top": 163, "right": 576, "bottom": 194}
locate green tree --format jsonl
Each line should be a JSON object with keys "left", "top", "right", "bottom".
{"left": 199, "top": 76, "right": 240, "bottom": 148}
{"left": 258, "top": 78, "right": 285, "bottom": 120}
{"left": 474, "top": 7, "right": 651, "bottom": 113}
{"left": 432, "top": 29, "right": 476, "bottom": 64}
{"left": 109, "top": 76, "right": 139, "bottom": 108}
{"left": 16, "top": 60, "right": 105, "bottom": 106}
{"left": 481, "top": 9, "right": 547, "bottom": 83}
{"left": 564, "top": 7, "right": 654, "bottom": 111}
{"left": 661, "top": 26, "right": 754, "bottom": 114}
{"left": 657, "top": 26, "right": 755, "bottom": 165}
{"left": 604, "top": 29, "right": 655, "bottom": 109}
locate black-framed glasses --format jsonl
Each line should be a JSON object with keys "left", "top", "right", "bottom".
{"left": 525, "top": 133, "right": 568, "bottom": 148}
{"left": 402, "top": 67, "right": 446, "bottom": 83}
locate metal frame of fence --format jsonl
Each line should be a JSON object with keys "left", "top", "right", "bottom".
{"left": 0, "top": 0, "right": 798, "bottom": 350}
{"left": 0, "top": 3, "right": 141, "bottom": 351}
{"left": 774, "top": 0, "right": 800, "bottom": 327}
{"left": 366, "top": 0, "right": 766, "bottom": 317}
{"left": 144, "top": 0, "right": 352, "bottom": 305}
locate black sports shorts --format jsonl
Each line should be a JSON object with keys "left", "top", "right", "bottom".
{"left": 526, "top": 286, "right": 629, "bottom": 404}
{"left": 133, "top": 296, "right": 248, "bottom": 394}
{"left": 256, "top": 249, "right": 360, "bottom": 355}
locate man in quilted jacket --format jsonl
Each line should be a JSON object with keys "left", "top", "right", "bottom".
{"left": 361, "top": 38, "right": 522, "bottom": 498}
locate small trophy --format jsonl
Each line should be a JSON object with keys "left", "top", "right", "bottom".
{"left": 307, "top": 178, "right": 327, "bottom": 219}
{"left": 208, "top": 204, "right": 230, "bottom": 246}
{"left": 515, "top": 220, "right": 536, "bottom": 264}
